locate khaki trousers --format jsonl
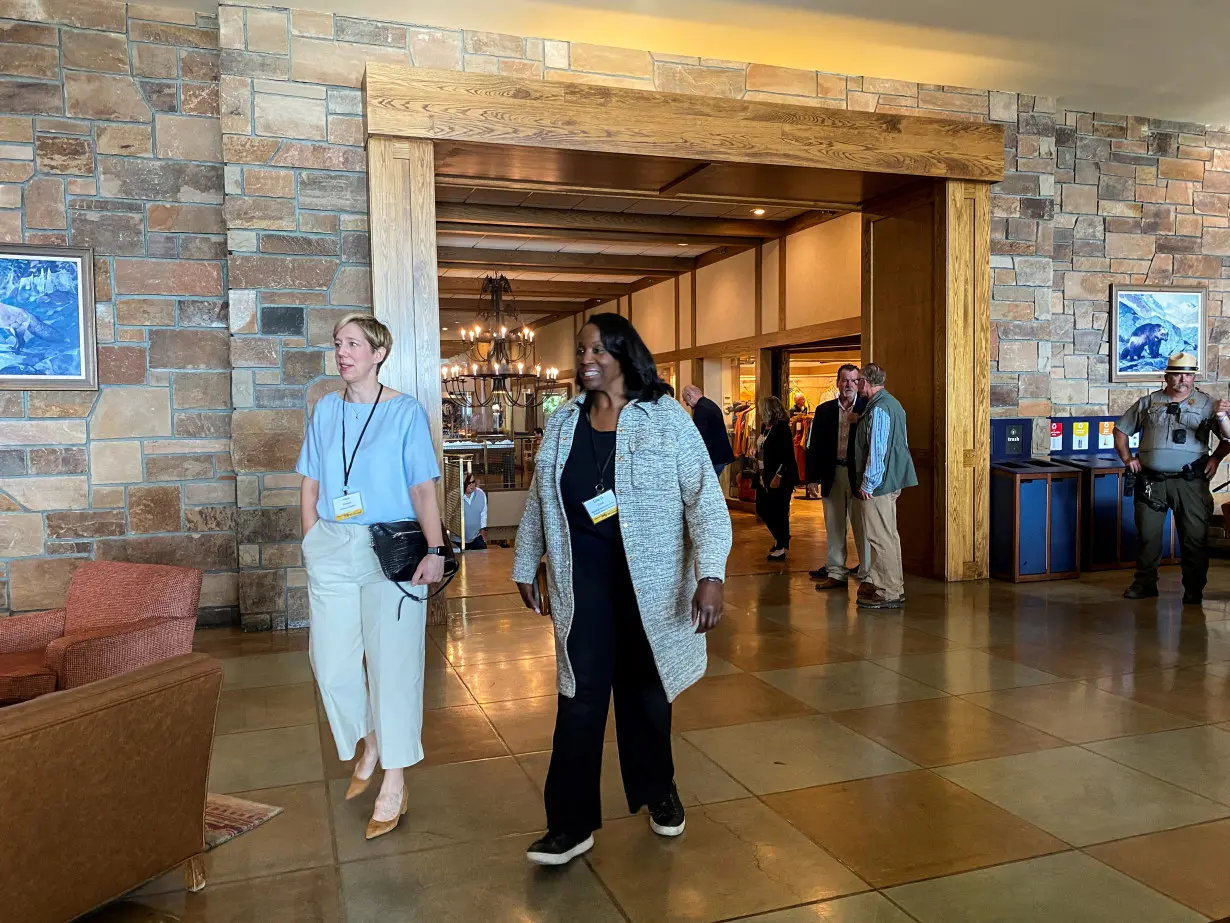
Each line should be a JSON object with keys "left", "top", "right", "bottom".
{"left": 823, "top": 465, "right": 869, "bottom": 578}
{"left": 303, "top": 519, "right": 427, "bottom": 770}
{"left": 856, "top": 490, "right": 904, "bottom": 600}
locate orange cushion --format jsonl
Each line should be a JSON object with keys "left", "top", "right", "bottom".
{"left": 0, "top": 650, "right": 56, "bottom": 705}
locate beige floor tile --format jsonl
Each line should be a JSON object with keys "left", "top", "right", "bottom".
{"left": 329, "top": 756, "right": 545, "bottom": 862}
{"left": 740, "top": 893, "right": 919, "bottom": 922}
{"left": 874, "top": 650, "right": 1061, "bottom": 695}
{"left": 215, "top": 682, "right": 318, "bottom": 735}
{"left": 886, "top": 852, "right": 1206, "bottom": 923}
{"left": 430, "top": 608, "right": 549, "bottom": 639}
{"left": 961, "top": 682, "right": 1195, "bottom": 743}
{"left": 935, "top": 746, "right": 1230, "bottom": 846}
{"left": 340, "top": 834, "right": 625, "bottom": 923}
{"left": 517, "top": 734, "right": 748, "bottom": 819}
{"left": 481, "top": 693, "right": 617, "bottom": 754}
{"left": 1087, "top": 819, "right": 1230, "bottom": 920}
{"left": 438, "top": 624, "right": 558, "bottom": 667}
{"left": 420, "top": 703, "right": 511, "bottom": 766}
{"left": 208, "top": 724, "right": 323, "bottom": 794}
{"left": 1087, "top": 726, "right": 1230, "bottom": 805}
{"left": 206, "top": 783, "right": 334, "bottom": 886}
{"left": 219, "top": 651, "right": 314, "bottom": 691}
{"left": 707, "top": 627, "right": 862, "bottom": 671}
{"left": 704, "top": 654, "right": 743, "bottom": 676}
{"left": 422, "top": 665, "right": 477, "bottom": 710}
{"left": 92, "top": 867, "right": 342, "bottom": 923}
{"left": 671, "top": 673, "right": 818, "bottom": 731}
{"left": 756, "top": 661, "right": 947, "bottom": 713}
{"left": 683, "top": 714, "right": 915, "bottom": 794}
{"left": 588, "top": 798, "right": 867, "bottom": 923}
{"left": 829, "top": 697, "right": 1067, "bottom": 768}
{"left": 454, "top": 655, "right": 559, "bottom": 703}
{"left": 766, "top": 771, "right": 1066, "bottom": 888}
{"left": 1095, "top": 664, "right": 1230, "bottom": 724}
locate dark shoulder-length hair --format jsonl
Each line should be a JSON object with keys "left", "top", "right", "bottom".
{"left": 577, "top": 312, "right": 674, "bottom": 403}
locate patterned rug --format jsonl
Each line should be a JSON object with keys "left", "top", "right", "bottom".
{"left": 203, "top": 793, "right": 282, "bottom": 851}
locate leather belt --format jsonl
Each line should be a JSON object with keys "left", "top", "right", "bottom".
{"left": 835, "top": 458, "right": 849, "bottom": 466}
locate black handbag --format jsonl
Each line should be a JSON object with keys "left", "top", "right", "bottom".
{"left": 368, "top": 520, "right": 459, "bottom": 617}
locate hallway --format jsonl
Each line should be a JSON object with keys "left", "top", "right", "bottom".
{"left": 98, "top": 512, "right": 1230, "bottom": 923}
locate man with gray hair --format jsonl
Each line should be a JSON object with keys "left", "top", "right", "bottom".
{"left": 852, "top": 363, "right": 917, "bottom": 609}
{"left": 682, "top": 384, "right": 735, "bottom": 477}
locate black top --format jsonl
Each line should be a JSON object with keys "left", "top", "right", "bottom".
{"left": 805, "top": 394, "right": 867, "bottom": 496}
{"left": 760, "top": 420, "right": 798, "bottom": 490}
{"left": 561, "top": 408, "right": 624, "bottom": 563}
{"left": 691, "top": 396, "right": 736, "bottom": 465}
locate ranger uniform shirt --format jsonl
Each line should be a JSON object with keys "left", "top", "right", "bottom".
{"left": 1115, "top": 388, "right": 1217, "bottom": 473}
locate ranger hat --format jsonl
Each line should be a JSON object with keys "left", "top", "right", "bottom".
{"left": 1166, "top": 352, "right": 1199, "bottom": 373}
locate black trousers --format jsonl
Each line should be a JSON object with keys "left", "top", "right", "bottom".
{"left": 757, "top": 483, "right": 793, "bottom": 549}
{"left": 544, "top": 560, "right": 674, "bottom": 839}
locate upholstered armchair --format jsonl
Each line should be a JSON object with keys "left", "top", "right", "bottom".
{"left": 0, "top": 561, "right": 202, "bottom": 706}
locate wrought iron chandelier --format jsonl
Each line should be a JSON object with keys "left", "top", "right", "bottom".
{"left": 441, "top": 274, "right": 559, "bottom": 409}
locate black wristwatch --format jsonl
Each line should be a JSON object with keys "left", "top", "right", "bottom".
{"left": 425, "top": 547, "right": 445, "bottom": 556}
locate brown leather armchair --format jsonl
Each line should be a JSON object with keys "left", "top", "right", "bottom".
{"left": 0, "top": 561, "right": 202, "bottom": 706}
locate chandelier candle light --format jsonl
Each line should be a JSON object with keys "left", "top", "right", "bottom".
{"left": 442, "top": 274, "right": 559, "bottom": 409}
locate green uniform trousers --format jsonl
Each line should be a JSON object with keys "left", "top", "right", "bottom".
{"left": 1133, "top": 474, "right": 1213, "bottom": 592}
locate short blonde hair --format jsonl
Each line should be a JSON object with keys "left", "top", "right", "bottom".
{"left": 332, "top": 312, "right": 393, "bottom": 368}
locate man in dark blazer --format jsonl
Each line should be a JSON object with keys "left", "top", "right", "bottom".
{"left": 805, "top": 364, "right": 870, "bottom": 589}
{"left": 682, "top": 385, "right": 736, "bottom": 476}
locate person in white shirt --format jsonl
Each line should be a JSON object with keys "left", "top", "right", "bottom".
{"left": 462, "top": 473, "right": 488, "bottom": 550}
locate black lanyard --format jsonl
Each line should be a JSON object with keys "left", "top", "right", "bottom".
{"left": 340, "top": 384, "right": 383, "bottom": 494}
{"left": 586, "top": 409, "right": 617, "bottom": 496}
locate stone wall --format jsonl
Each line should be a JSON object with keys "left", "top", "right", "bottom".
{"left": 0, "top": 1, "right": 236, "bottom": 619}
{"left": 5, "top": 0, "right": 1229, "bottom": 622}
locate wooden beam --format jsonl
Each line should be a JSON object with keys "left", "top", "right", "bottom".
{"left": 437, "top": 221, "right": 742, "bottom": 247}
{"left": 439, "top": 296, "right": 589, "bottom": 312}
{"left": 366, "top": 65, "right": 1005, "bottom": 181}
{"left": 436, "top": 203, "right": 779, "bottom": 240}
{"left": 436, "top": 246, "right": 694, "bottom": 276}
{"left": 657, "top": 162, "right": 712, "bottom": 196}
{"left": 438, "top": 277, "right": 632, "bottom": 298}
{"left": 656, "top": 317, "right": 861, "bottom": 365}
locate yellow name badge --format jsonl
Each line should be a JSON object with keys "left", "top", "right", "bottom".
{"left": 332, "top": 492, "right": 364, "bottom": 521}
{"left": 583, "top": 490, "right": 618, "bottom": 524}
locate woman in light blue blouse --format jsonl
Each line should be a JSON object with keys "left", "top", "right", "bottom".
{"left": 297, "top": 313, "right": 445, "bottom": 840}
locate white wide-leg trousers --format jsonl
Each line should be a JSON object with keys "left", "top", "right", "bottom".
{"left": 303, "top": 519, "right": 427, "bottom": 770}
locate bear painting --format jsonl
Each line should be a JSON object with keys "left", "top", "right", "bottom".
{"left": 1111, "top": 285, "right": 1205, "bottom": 382}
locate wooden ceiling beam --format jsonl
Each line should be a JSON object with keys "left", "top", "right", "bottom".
{"left": 436, "top": 246, "right": 694, "bottom": 276}
{"left": 439, "top": 296, "right": 589, "bottom": 311}
{"left": 438, "top": 277, "right": 633, "bottom": 298}
{"left": 436, "top": 202, "right": 779, "bottom": 240}
{"left": 437, "top": 221, "right": 736, "bottom": 247}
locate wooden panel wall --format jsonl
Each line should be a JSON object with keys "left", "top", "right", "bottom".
{"left": 865, "top": 191, "right": 938, "bottom": 577}
{"left": 940, "top": 180, "right": 991, "bottom": 579}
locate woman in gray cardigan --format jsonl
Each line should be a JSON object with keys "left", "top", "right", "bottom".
{"left": 513, "top": 313, "right": 732, "bottom": 866}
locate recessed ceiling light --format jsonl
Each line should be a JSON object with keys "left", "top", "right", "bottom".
{"left": 751, "top": 208, "right": 766, "bottom": 216}
{"left": 677, "top": 243, "right": 688, "bottom": 247}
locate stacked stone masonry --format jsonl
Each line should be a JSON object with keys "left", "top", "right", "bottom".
{"left": 3, "top": 0, "right": 1230, "bottom": 625}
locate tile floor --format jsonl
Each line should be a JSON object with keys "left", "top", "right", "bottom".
{"left": 92, "top": 504, "right": 1230, "bottom": 922}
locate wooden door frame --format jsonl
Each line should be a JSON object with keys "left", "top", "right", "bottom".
{"left": 363, "top": 65, "right": 999, "bottom": 581}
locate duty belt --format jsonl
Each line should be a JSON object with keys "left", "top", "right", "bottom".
{"left": 1140, "top": 456, "right": 1209, "bottom": 482}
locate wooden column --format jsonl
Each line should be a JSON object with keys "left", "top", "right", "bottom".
{"left": 939, "top": 179, "right": 991, "bottom": 580}
{"left": 367, "top": 136, "right": 447, "bottom": 620}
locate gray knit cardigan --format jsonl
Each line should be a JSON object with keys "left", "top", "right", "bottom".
{"left": 511, "top": 394, "right": 733, "bottom": 702}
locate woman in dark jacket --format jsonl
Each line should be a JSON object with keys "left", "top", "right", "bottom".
{"left": 757, "top": 395, "right": 797, "bottom": 560}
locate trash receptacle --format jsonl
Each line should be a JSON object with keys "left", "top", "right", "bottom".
{"left": 1057, "top": 455, "right": 1180, "bottom": 570}
{"left": 990, "top": 459, "right": 1081, "bottom": 581}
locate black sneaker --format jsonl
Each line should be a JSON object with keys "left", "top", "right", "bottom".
{"left": 1123, "top": 583, "right": 1159, "bottom": 599}
{"left": 648, "top": 785, "right": 686, "bottom": 837}
{"left": 808, "top": 567, "right": 828, "bottom": 579}
{"left": 526, "top": 831, "right": 594, "bottom": 866}
{"left": 1183, "top": 590, "right": 1203, "bottom": 606}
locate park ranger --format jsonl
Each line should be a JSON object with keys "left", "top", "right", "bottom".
{"left": 1114, "top": 353, "right": 1230, "bottom": 604}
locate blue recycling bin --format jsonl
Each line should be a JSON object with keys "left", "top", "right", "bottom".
{"left": 1057, "top": 455, "right": 1180, "bottom": 571}
{"left": 990, "top": 459, "right": 1081, "bottom": 581}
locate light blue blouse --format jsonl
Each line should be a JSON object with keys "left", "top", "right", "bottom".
{"left": 296, "top": 392, "right": 440, "bottom": 525}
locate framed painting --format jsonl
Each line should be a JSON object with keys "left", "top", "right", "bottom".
{"left": 1110, "top": 284, "right": 1206, "bottom": 383}
{"left": 0, "top": 244, "right": 97, "bottom": 391}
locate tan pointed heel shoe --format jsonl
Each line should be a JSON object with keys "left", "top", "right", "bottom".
{"left": 345, "top": 741, "right": 375, "bottom": 801}
{"left": 365, "top": 787, "right": 410, "bottom": 840}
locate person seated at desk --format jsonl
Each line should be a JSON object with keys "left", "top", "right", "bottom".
{"left": 462, "top": 473, "right": 488, "bottom": 550}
